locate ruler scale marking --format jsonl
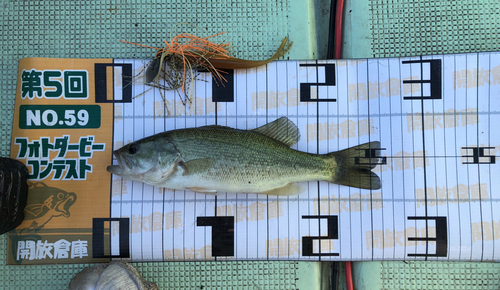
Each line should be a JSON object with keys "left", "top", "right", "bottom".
{"left": 96, "top": 52, "right": 500, "bottom": 262}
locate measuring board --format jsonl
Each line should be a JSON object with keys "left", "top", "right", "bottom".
{"left": 8, "top": 52, "right": 500, "bottom": 264}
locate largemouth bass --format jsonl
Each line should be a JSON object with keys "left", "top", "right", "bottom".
{"left": 107, "top": 117, "right": 382, "bottom": 195}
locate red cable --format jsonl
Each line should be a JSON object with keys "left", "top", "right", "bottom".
{"left": 334, "top": 0, "right": 345, "bottom": 59}
{"left": 336, "top": 1, "right": 351, "bottom": 288}
{"left": 336, "top": 1, "right": 352, "bottom": 289}
{"left": 345, "top": 261, "right": 353, "bottom": 290}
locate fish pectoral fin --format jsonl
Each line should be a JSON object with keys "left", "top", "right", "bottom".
{"left": 183, "top": 158, "right": 216, "bottom": 176}
{"left": 252, "top": 117, "right": 300, "bottom": 147}
{"left": 178, "top": 160, "right": 189, "bottom": 176}
{"left": 187, "top": 187, "right": 218, "bottom": 195}
{"left": 25, "top": 204, "right": 45, "bottom": 217}
{"left": 260, "top": 183, "right": 303, "bottom": 196}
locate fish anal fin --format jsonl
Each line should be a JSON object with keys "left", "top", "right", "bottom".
{"left": 260, "top": 183, "right": 303, "bottom": 196}
{"left": 187, "top": 187, "right": 218, "bottom": 195}
{"left": 252, "top": 117, "right": 300, "bottom": 147}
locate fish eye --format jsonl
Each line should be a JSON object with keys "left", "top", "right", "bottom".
{"left": 128, "top": 144, "right": 139, "bottom": 154}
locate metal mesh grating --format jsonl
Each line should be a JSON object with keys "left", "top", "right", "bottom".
{"left": 369, "top": 0, "right": 500, "bottom": 58}
{"left": 0, "top": 1, "right": 300, "bottom": 289}
{"left": 0, "top": 0, "right": 290, "bottom": 158}
{"left": 0, "top": 234, "right": 300, "bottom": 289}
{"left": 3, "top": 0, "right": 500, "bottom": 289}
{"left": 381, "top": 261, "right": 500, "bottom": 290}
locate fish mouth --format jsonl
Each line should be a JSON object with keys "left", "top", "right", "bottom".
{"left": 107, "top": 152, "right": 133, "bottom": 175}
{"left": 55, "top": 193, "right": 76, "bottom": 218}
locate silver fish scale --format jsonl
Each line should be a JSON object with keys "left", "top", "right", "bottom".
{"left": 167, "top": 126, "right": 329, "bottom": 193}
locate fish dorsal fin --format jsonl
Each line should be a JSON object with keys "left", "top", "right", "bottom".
{"left": 252, "top": 117, "right": 300, "bottom": 147}
{"left": 199, "top": 125, "right": 233, "bottom": 130}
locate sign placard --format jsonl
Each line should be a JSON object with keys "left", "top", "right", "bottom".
{"left": 8, "top": 53, "right": 500, "bottom": 264}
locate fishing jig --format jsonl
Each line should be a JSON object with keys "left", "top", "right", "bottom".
{"left": 121, "top": 32, "right": 292, "bottom": 104}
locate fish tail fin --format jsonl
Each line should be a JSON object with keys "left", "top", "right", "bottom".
{"left": 325, "top": 141, "right": 382, "bottom": 190}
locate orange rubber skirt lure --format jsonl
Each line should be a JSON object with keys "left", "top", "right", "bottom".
{"left": 120, "top": 32, "right": 292, "bottom": 94}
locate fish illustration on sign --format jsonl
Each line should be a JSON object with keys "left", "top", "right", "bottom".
{"left": 23, "top": 182, "right": 77, "bottom": 231}
{"left": 107, "top": 117, "right": 382, "bottom": 195}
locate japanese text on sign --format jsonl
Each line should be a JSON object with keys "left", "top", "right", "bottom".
{"left": 14, "top": 135, "right": 105, "bottom": 180}
{"left": 21, "top": 69, "right": 88, "bottom": 99}
{"left": 16, "top": 239, "right": 88, "bottom": 261}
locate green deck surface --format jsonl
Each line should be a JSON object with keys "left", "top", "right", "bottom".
{"left": 1, "top": 0, "right": 500, "bottom": 289}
